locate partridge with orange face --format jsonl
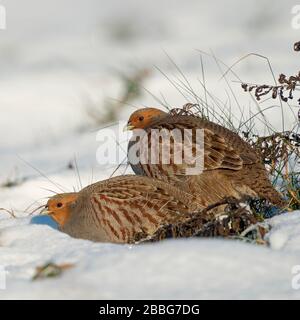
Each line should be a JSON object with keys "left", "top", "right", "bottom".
{"left": 42, "top": 175, "right": 203, "bottom": 243}
{"left": 125, "top": 107, "right": 286, "bottom": 208}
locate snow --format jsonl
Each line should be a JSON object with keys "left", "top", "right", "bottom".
{"left": 0, "top": 0, "right": 300, "bottom": 299}
{"left": 267, "top": 211, "right": 300, "bottom": 252}
{"left": 1, "top": 212, "right": 300, "bottom": 299}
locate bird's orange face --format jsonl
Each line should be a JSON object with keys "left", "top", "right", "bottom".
{"left": 125, "top": 108, "right": 167, "bottom": 130}
{"left": 42, "top": 193, "right": 78, "bottom": 227}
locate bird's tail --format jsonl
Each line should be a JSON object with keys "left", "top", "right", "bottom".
{"left": 240, "top": 164, "right": 287, "bottom": 209}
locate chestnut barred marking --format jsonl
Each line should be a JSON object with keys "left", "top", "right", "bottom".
{"left": 103, "top": 205, "right": 122, "bottom": 226}
{"left": 105, "top": 218, "right": 120, "bottom": 240}
{"left": 119, "top": 208, "right": 135, "bottom": 225}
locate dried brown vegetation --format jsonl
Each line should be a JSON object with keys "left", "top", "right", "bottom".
{"left": 139, "top": 197, "right": 263, "bottom": 243}
{"left": 238, "top": 42, "right": 300, "bottom": 211}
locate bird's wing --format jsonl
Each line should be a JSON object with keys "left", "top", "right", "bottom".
{"left": 133, "top": 116, "right": 258, "bottom": 179}
{"left": 87, "top": 176, "right": 193, "bottom": 242}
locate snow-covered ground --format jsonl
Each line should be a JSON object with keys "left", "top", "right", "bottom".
{"left": 0, "top": 0, "right": 300, "bottom": 299}
{"left": 0, "top": 211, "right": 300, "bottom": 299}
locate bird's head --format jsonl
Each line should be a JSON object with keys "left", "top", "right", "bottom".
{"left": 42, "top": 193, "right": 78, "bottom": 227}
{"left": 124, "top": 107, "right": 167, "bottom": 130}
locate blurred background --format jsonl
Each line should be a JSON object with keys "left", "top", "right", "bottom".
{"left": 0, "top": 0, "right": 299, "bottom": 212}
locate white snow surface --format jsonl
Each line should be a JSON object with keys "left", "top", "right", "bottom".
{"left": 1, "top": 211, "right": 300, "bottom": 299}
{"left": 0, "top": 0, "right": 300, "bottom": 299}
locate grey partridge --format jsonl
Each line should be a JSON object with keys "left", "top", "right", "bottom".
{"left": 125, "top": 107, "right": 286, "bottom": 208}
{"left": 42, "top": 175, "right": 203, "bottom": 243}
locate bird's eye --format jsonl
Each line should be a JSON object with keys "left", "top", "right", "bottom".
{"left": 56, "top": 202, "right": 63, "bottom": 208}
{"left": 139, "top": 116, "right": 144, "bottom": 121}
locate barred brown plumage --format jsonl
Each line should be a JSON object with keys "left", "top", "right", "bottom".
{"left": 126, "top": 107, "right": 286, "bottom": 208}
{"left": 42, "top": 175, "right": 204, "bottom": 243}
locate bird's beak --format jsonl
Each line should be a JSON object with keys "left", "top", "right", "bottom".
{"left": 123, "top": 122, "right": 135, "bottom": 131}
{"left": 40, "top": 206, "right": 51, "bottom": 216}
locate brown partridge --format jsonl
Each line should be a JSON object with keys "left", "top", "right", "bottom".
{"left": 42, "top": 175, "right": 203, "bottom": 243}
{"left": 125, "top": 107, "right": 286, "bottom": 208}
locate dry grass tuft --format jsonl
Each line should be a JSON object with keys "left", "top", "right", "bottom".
{"left": 237, "top": 42, "right": 300, "bottom": 211}
{"left": 152, "top": 45, "right": 300, "bottom": 215}
{"left": 139, "top": 197, "right": 266, "bottom": 244}
{"left": 0, "top": 207, "right": 17, "bottom": 218}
